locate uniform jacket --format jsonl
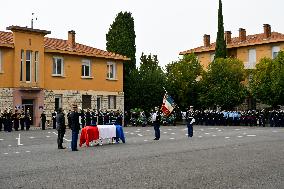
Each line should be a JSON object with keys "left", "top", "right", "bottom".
{"left": 70, "top": 111, "right": 80, "bottom": 132}
{"left": 56, "top": 112, "right": 66, "bottom": 131}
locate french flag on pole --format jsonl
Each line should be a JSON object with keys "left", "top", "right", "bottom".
{"left": 161, "top": 93, "right": 176, "bottom": 116}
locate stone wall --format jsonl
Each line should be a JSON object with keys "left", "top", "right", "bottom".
{"left": 44, "top": 89, "right": 124, "bottom": 119}
{"left": 0, "top": 88, "right": 13, "bottom": 110}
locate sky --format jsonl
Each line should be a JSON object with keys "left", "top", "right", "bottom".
{"left": 0, "top": 0, "right": 283, "bottom": 68}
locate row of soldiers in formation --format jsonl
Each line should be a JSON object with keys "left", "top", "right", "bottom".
{"left": 190, "top": 109, "right": 284, "bottom": 127}
{"left": 52, "top": 109, "right": 123, "bottom": 129}
{"left": 0, "top": 108, "right": 32, "bottom": 132}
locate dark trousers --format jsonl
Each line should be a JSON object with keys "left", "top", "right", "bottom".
{"left": 57, "top": 131, "right": 65, "bottom": 148}
{"left": 153, "top": 123, "right": 160, "bottom": 139}
{"left": 187, "top": 123, "right": 193, "bottom": 137}
{"left": 71, "top": 131, "right": 79, "bottom": 150}
{"left": 14, "top": 120, "right": 19, "bottom": 131}
{"left": 20, "top": 120, "right": 25, "bottom": 130}
{"left": 42, "top": 120, "right": 46, "bottom": 130}
{"left": 52, "top": 119, "right": 56, "bottom": 129}
{"left": 0, "top": 121, "right": 2, "bottom": 131}
{"left": 26, "top": 121, "right": 30, "bottom": 130}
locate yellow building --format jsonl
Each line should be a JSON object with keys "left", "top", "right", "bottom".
{"left": 0, "top": 25, "right": 129, "bottom": 126}
{"left": 180, "top": 24, "right": 284, "bottom": 69}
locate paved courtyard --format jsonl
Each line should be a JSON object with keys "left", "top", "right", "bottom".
{"left": 0, "top": 125, "right": 283, "bottom": 188}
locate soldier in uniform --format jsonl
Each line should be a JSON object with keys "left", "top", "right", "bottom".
{"left": 56, "top": 108, "right": 66, "bottom": 149}
{"left": 85, "top": 109, "right": 92, "bottom": 126}
{"left": 40, "top": 111, "right": 46, "bottom": 130}
{"left": 151, "top": 106, "right": 161, "bottom": 140}
{"left": 20, "top": 109, "right": 25, "bottom": 130}
{"left": 12, "top": 109, "right": 20, "bottom": 131}
{"left": 25, "top": 109, "right": 31, "bottom": 130}
{"left": 91, "top": 109, "right": 97, "bottom": 125}
{"left": 70, "top": 104, "right": 80, "bottom": 151}
{"left": 52, "top": 110, "right": 57, "bottom": 129}
{"left": 186, "top": 106, "right": 195, "bottom": 137}
{"left": 80, "top": 109, "right": 86, "bottom": 128}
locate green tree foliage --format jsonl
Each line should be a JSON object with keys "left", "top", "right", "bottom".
{"left": 106, "top": 11, "right": 136, "bottom": 74}
{"left": 215, "top": 0, "right": 227, "bottom": 59}
{"left": 127, "top": 53, "right": 166, "bottom": 111}
{"left": 199, "top": 58, "right": 247, "bottom": 109}
{"left": 250, "top": 51, "right": 284, "bottom": 106}
{"left": 165, "top": 54, "right": 203, "bottom": 109}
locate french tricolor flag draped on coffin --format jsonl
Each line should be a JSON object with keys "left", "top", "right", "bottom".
{"left": 161, "top": 93, "right": 176, "bottom": 116}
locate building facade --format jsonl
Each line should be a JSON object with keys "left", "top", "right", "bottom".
{"left": 0, "top": 26, "right": 129, "bottom": 126}
{"left": 180, "top": 24, "right": 284, "bottom": 69}
{"left": 180, "top": 24, "right": 284, "bottom": 109}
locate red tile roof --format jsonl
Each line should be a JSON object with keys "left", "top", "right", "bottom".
{"left": 180, "top": 32, "right": 284, "bottom": 55}
{"left": 0, "top": 31, "right": 129, "bottom": 61}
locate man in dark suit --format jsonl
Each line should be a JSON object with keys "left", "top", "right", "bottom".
{"left": 56, "top": 108, "right": 66, "bottom": 149}
{"left": 70, "top": 105, "right": 80, "bottom": 151}
{"left": 152, "top": 107, "right": 161, "bottom": 140}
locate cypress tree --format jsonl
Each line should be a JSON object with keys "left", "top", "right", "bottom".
{"left": 106, "top": 11, "right": 136, "bottom": 77}
{"left": 215, "top": 0, "right": 227, "bottom": 59}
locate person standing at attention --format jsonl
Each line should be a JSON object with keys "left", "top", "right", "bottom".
{"left": 70, "top": 105, "right": 80, "bottom": 151}
{"left": 56, "top": 108, "right": 66, "bottom": 149}
{"left": 152, "top": 106, "right": 161, "bottom": 140}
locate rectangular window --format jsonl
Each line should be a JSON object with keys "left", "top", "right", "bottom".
{"left": 107, "top": 62, "right": 116, "bottom": 79}
{"left": 81, "top": 59, "right": 91, "bottom": 77}
{"left": 53, "top": 57, "right": 64, "bottom": 76}
{"left": 97, "top": 95, "right": 102, "bottom": 110}
{"left": 26, "top": 50, "right": 32, "bottom": 82}
{"left": 34, "top": 51, "right": 39, "bottom": 82}
{"left": 82, "top": 95, "right": 92, "bottom": 109}
{"left": 272, "top": 46, "right": 280, "bottom": 59}
{"left": 55, "top": 95, "right": 62, "bottom": 111}
{"left": 108, "top": 95, "right": 116, "bottom": 109}
{"left": 20, "top": 50, "right": 24, "bottom": 81}
{"left": 248, "top": 49, "right": 256, "bottom": 69}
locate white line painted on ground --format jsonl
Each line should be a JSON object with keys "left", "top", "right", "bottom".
{"left": 137, "top": 129, "right": 141, "bottom": 131}
{"left": 8, "top": 145, "right": 11, "bottom": 147}
{"left": 237, "top": 136, "right": 243, "bottom": 138}
{"left": 168, "top": 129, "right": 172, "bottom": 131}
{"left": 170, "top": 138, "right": 175, "bottom": 140}
{"left": 26, "top": 151, "right": 31, "bottom": 153}
{"left": 130, "top": 133, "right": 134, "bottom": 135}
{"left": 135, "top": 131, "right": 140, "bottom": 133}
{"left": 212, "top": 135, "right": 216, "bottom": 137}
{"left": 163, "top": 132, "right": 168, "bottom": 134}
{"left": 247, "top": 135, "right": 256, "bottom": 137}
{"left": 218, "top": 130, "right": 222, "bottom": 132}
{"left": 15, "top": 152, "right": 20, "bottom": 154}
{"left": 137, "top": 134, "right": 143, "bottom": 137}
{"left": 144, "top": 140, "right": 148, "bottom": 142}
{"left": 235, "top": 129, "right": 241, "bottom": 131}
{"left": 17, "top": 134, "right": 23, "bottom": 146}
{"left": 205, "top": 133, "right": 210, "bottom": 135}
{"left": 48, "top": 132, "right": 51, "bottom": 134}
{"left": 146, "top": 130, "right": 150, "bottom": 132}
{"left": 46, "top": 136, "right": 50, "bottom": 138}
{"left": 171, "top": 133, "right": 175, "bottom": 135}
{"left": 198, "top": 136, "right": 203, "bottom": 138}
{"left": 4, "top": 153, "right": 8, "bottom": 155}
{"left": 29, "top": 136, "right": 35, "bottom": 139}
{"left": 185, "top": 134, "right": 188, "bottom": 136}
{"left": 124, "top": 132, "right": 129, "bottom": 134}
{"left": 225, "top": 137, "right": 230, "bottom": 139}
{"left": 272, "top": 131, "right": 278, "bottom": 133}
{"left": 0, "top": 139, "right": 3, "bottom": 141}
{"left": 200, "top": 129, "right": 204, "bottom": 131}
